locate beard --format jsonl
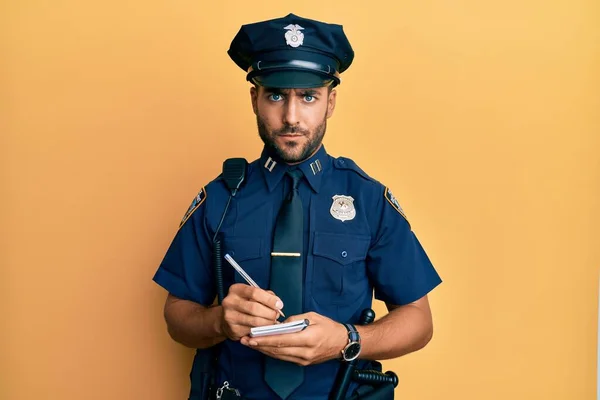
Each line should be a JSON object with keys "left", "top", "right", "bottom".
{"left": 257, "top": 115, "right": 327, "bottom": 163}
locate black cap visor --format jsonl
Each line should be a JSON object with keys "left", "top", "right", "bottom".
{"left": 250, "top": 70, "right": 335, "bottom": 89}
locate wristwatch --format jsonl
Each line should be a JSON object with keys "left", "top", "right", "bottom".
{"left": 340, "top": 323, "right": 361, "bottom": 362}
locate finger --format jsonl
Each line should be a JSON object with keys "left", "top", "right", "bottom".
{"left": 229, "top": 284, "right": 284, "bottom": 312}
{"left": 281, "top": 312, "right": 319, "bottom": 325}
{"left": 225, "top": 309, "right": 281, "bottom": 328}
{"left": 224, "top": 290, "right": 281, "bottom": 321}
{"left": 282, "top": 314, "right": 310, "bottom": 324}
{"left": 249, "top": 330, "right": 310, "bottom": 348}
{"left": 237, "top": 299, "right": 281, "bottom": 321}
{"left": 246, "top": 287, "right": 284, "bottom": 312}
{"left": 240, "top": 336, "right": 313, "bottom": 365}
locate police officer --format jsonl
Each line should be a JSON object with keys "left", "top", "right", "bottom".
{"left": 153, "top": 13, "right": 442, "bottom": 400}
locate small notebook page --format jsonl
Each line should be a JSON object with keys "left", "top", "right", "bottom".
{"left": 250, "top": 319, "right": 308, "bottom": 336}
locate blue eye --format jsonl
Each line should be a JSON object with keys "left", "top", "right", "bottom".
{"left": 269, "top": 94, "right": 283, "bottom": 102}
{"left": 304, "top": 95, "right": 315, "bottom": 102}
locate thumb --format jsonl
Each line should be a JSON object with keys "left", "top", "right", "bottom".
{"left": 283, "top": 312, "right": 316, "bottom": 325}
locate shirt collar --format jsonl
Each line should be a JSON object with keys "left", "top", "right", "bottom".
{"left": 260, "top": 145, "right": 329, "bottom": 193}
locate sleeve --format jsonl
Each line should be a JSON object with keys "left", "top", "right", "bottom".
{"left": 152, "top": 187, "right": 216, "bottom": 306}
{"left": 366, "top": 186, "right": 442, "bottom": 306}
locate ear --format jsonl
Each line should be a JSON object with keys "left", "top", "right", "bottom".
{"left": 326, "top": 89, "right": 337, "bottom": 119}
{"left": 250, "top": 86, "right": 258, "bottom": 115}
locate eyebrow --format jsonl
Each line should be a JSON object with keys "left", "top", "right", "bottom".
{"left": 298, "top": 89, "right": 318, "bottom": 96}
{"left": 263, "top": 87, "right": 286, "bottom": 94}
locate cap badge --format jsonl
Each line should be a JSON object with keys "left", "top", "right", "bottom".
{"left": 330, "top": 195, "right": 356, "bottom": 222}
{"left": 284, "top": 24, "right": 304, "bottom": 48}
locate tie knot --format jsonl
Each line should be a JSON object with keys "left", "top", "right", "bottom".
{"left": 286, "top": 169, "right": 303, "bottom": 190}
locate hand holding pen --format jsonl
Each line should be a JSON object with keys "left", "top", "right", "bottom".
{"left": 225, "top": 254, "right": 285, "bottom": 318}
{"left": 218, "top": 253, "right": 285, "bottom": 341}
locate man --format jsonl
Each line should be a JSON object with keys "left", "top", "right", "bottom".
{"left": 153, "top": 13, "right": 442, "bottom": 400}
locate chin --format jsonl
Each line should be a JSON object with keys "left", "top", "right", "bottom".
{"left": 280, "top": 153, "right": 302, "bottom": 163}
{"left": 276, "top": 144, "right": 301, "bottom": 159}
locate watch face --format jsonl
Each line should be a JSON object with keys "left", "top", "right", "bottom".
{"left": 344, "top": 342, "right": 361, "bottom": 361}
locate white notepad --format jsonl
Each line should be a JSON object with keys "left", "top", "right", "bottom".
{"left": 250, "top": 319, "right": 310, "bottom": 337}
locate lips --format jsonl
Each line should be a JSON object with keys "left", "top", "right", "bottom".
{"left": 276, "top": 133, "right": 305, "bottom": 139}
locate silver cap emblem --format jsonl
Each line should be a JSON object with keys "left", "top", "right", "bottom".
{"left": 330, "top": 195, "right": 356, "bottom": 222}
{"left": 284, "top": 24, "right": 304, "bottom": 48}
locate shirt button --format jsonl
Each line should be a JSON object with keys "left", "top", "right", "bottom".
{"left": 230, "top": 251, "right": 235, "bottom": 256}
{"left": 341, "top": 251, "right": 348, "bottom": 258}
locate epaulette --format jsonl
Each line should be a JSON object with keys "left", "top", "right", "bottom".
{"left": 333, "top": 157, "right": 375, "bottom": 182}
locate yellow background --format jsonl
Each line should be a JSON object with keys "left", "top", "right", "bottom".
{"left": 2, "top": 1, "right": 599, "bottom": 399}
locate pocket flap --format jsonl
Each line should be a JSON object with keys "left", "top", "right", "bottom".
{"left": 226, "top": 237, "right": 263, "bottom": 262}
{"left": 313, "top": 232, "right": 370, "bottom": 266}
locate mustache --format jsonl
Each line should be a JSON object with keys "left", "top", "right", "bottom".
{"left": 274, "top": 125, "right": 309, "bottom": 135}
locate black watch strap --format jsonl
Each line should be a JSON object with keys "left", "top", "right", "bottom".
{"left": 344, "top": 323, "right": 359, "bottom": 342}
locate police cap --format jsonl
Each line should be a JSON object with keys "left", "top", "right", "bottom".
{"left": 228, "top": 13, "right": 354, "bottom": 88}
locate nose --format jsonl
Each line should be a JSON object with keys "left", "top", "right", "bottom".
{"left": 282, "top": 97, "right": 300, "bottom": 126}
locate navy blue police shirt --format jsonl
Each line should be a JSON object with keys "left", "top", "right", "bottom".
{"left": 153, "top": 145, "right": 441, "bottom": 399}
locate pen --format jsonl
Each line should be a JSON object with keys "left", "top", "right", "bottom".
{"left": 224, "top": 253, "right": 286, "bottom": 318}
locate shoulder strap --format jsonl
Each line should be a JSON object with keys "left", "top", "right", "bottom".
{"left": 333, "top": 157, "right": 375, "bottom": 182}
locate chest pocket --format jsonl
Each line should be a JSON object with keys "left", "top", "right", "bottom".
{"left": 224, "top": 237, "right": 268, "bottom": 290}
{"left": 311, "top": 232, "right": 370, "bottom": 307}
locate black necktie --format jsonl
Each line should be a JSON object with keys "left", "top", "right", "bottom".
{"left": 264, "top": 169, "right": 304, "bottom": 399}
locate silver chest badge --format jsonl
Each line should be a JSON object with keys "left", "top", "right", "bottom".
{"left": 330, "top": 195, "right": 356, "bottom": 222}
{"left": 284, "top": 24, "right": 304, "bottom": 48}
